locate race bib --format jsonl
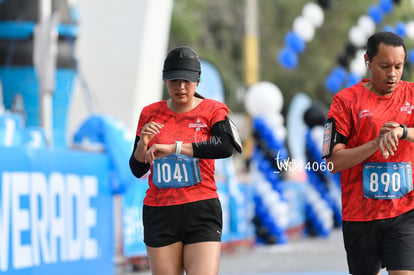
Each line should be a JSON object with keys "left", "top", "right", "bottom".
{"left": 152, "top": 154, "right": 202, "bottom": 189}
{"left": 363, "top": 162, "right": 413, "bottom": 199}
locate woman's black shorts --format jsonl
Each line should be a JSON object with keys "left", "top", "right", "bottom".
{"left": 143, "top": 198, "right": 222, "bottom": 247}
{"left": 343, "top": 208, "right": 414, "bottom": 274}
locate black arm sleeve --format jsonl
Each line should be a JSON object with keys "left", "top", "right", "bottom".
{"left": 192, "top": 120, "right": 234, "bottom": 159}
{"left": 129, "top": 136, "right": 150, "bottom": 178}
{"left": 321, "top": 117, "right": 348, "bottom": 158}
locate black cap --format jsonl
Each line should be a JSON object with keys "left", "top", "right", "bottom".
{"left": 162, "top": 46, "right": 201, "bottom": 82}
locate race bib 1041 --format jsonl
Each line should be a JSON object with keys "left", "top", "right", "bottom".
{"left": 152, "top": 154, "right": 202, "bottom": 189}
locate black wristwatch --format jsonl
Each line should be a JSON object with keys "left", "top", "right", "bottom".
{"left": 400, "top": 124, "right": 408, "bottom": 139}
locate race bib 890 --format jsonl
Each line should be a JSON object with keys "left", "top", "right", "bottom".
{"left": 152, "top": 154, "right": 202, "bottom": 189}
{"left": 363, "top": 162, "right": 413, "bottom": 199}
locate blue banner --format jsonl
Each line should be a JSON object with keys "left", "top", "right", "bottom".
{"left": 0, "top": 147, "right": 114, "bottom": 275}
{"left": 121, "top": 179, "right": 147, "bottom": 257}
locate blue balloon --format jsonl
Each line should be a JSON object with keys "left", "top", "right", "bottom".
{"left": 268, "top": 221, "right": 284, "bottom": 235}
{"left": 278, "top": 47, "right": 298, "bottom": 69}
{"left": 395, "top": 22, "right": 406, "bottom": 37}
{"left": 263, "top": 214, "right": 277, "bottom": 229}
{"left": 285, "top": 31, "right": 306, "bottom": 54}
{"left": 379, "top": 0, "right": 393, "bottom": 14}
{"left": 277, "top": 233, "right": 288, "bottom": 244}
{"left": 325, "top": 66, "right": 348, "bottom": 93}
{"left": 258, "top": 159, "right": 272, "bottom": 173}
{"left": 382, "top": 25, "right": 394, "bottom": 33}
{"left": 265, "top": 170, "right": 280, "bottom": 184}
{"left": 253, "top": 117, "right": 267, "bottom": 133}
{"left": 368, "top": 5, "right": 383, "bottom": 24}
{"left": 346, "top": 72, "right": 361, "bottom": 88}
{"left": 253, "top": 194, "right": 262, "bottom": 206}
{"left": 331, "top": 66, "right": 348, "bottom": 83}
{"left": 325, "top": 74, "right": 343, "bottom": 94}
{"left": 278, "top": 147, "right": 289, "bottom": 160}
{"left": 255, "top": 203, "right": 268, "bottom": 218}
{"left": 408, "top": 49, "right": 414, "bottom": 64}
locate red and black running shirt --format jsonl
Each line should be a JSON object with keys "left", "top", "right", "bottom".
{"left": 135, "top": 98, "right": 228, "bottom": 207}
{"left": 327, "top": 79, "right": 414, "bottom": 221}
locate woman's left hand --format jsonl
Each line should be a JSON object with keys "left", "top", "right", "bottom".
{"left": 145, "top": 143, "right": 175, "bottom": 165}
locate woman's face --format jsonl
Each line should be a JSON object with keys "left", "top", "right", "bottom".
{"left": 166, "top": 79, "right": 198, "bottom": 105}
{"left": 368, "top": 43, "right": 405, "bottom": 95}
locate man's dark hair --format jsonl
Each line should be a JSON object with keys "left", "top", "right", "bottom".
{"left": 366, "top": 31, "right": 407, "bottom": 62}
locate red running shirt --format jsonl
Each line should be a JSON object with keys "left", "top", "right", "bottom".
{"left": 135, "top": 98, "right": 228, "bottom": 206}
{"left": 328, "top": 79, "right": 414, "bottom": 221}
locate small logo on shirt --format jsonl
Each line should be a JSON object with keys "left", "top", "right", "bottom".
{"left": 358, "top": 109, "right": 373, "bottom": 118}
{"left": 400, "top": 102, "right": 414, "bottom": 114}
{"left": 189, "top": 118, "right": 207, "bottom": 131}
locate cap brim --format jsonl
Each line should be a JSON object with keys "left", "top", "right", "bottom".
{"left": 163, "top": 70, "right": 199, "bottom": 82}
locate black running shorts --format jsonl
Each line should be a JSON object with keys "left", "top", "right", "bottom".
{"left": 343, "top": 208, "right": 414, "bottom": 274}
{"left": 143, "top": 198, "right": 223, "bottom": 247}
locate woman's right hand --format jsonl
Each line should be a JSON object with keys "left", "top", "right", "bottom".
{"left": 139, "top": 122, "right": 164, "bottom": 146}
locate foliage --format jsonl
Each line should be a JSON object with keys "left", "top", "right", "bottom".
{"left": 169, "top": 0, "right": 244, "bottom": 109}
{"left": 168, "top": 0, "right": 414, "bottom": 114}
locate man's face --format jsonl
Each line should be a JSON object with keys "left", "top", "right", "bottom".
{"left": 369, "top": 43, "right": 405, "bottom": 95}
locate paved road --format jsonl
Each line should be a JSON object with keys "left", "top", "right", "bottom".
{"left": 117, "top": 229, "right": 387, "bottom": 275}
{"left": 218, "top": 229, "right": 348, "bottom": 275}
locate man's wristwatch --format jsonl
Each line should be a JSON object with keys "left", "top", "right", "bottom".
{"left": 400, "top": 124, "right": 408, "bottom": 139}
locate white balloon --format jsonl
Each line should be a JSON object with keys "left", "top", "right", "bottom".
{"left": 348, "top": 25, "right": 367, "bottom": 48}
{"left": 302, "top": 2, "right": 324, "bottom": 28}
{"left": 244, "top": 81, "right": 284, "bottom": 117}
{"left": 263, "top": 192, "right": 279, "bottom": 206}
{"left": 314, "top": 200, "right": 327, "bottom": 212}
{"left": 261, "top": 113, "right": 287, "bottom": 140}
{"left": 350, "top": 50, "right": 367, "bottom": 77}
{"left": 255, "top": 179, "right": 272, "bottom": 194}
{"left": 293, "top": 16, "right": 315, "bottom": 42}
{"left": 305, "top": 184, "right": 320, "bottom": 202}
{"left": 269, "top": 112, "right": 285, "bottom": 125}
{"left": 350, "top": 59, "right": 367, "bottom": 77}
{"left": 320, "top": 208, "right": 333, "bottom": 221}
{"left": 278, "top": 215, "right": 290, "bottom": 229}
{"left": 322, "top": 218, "right": 334, "bottom": 230}
{"left": 274, "top": 125, "right": 287, "bottom": 141}
{"left": 270, "top": 203, "right": 288, "bottom": 217}
{"left": 406, "top": 21, "right": 414, "bottom": 40}
{"left": 261, "top": 113, "right": 284, "bottom": 128}
{"left": 272, "top": 203, "right": 290, "bottom": 228}
{"left": 278, "top": 202, "right": 289, "bottom": 214}
{"left": 357, "top": 15, "right": 376, "bottom": 37}
{"left": 310, "top": 125, "right": 324, "bottom": 149}
{"left": 355, "top": 49, "right": 366, "bottom": 60}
